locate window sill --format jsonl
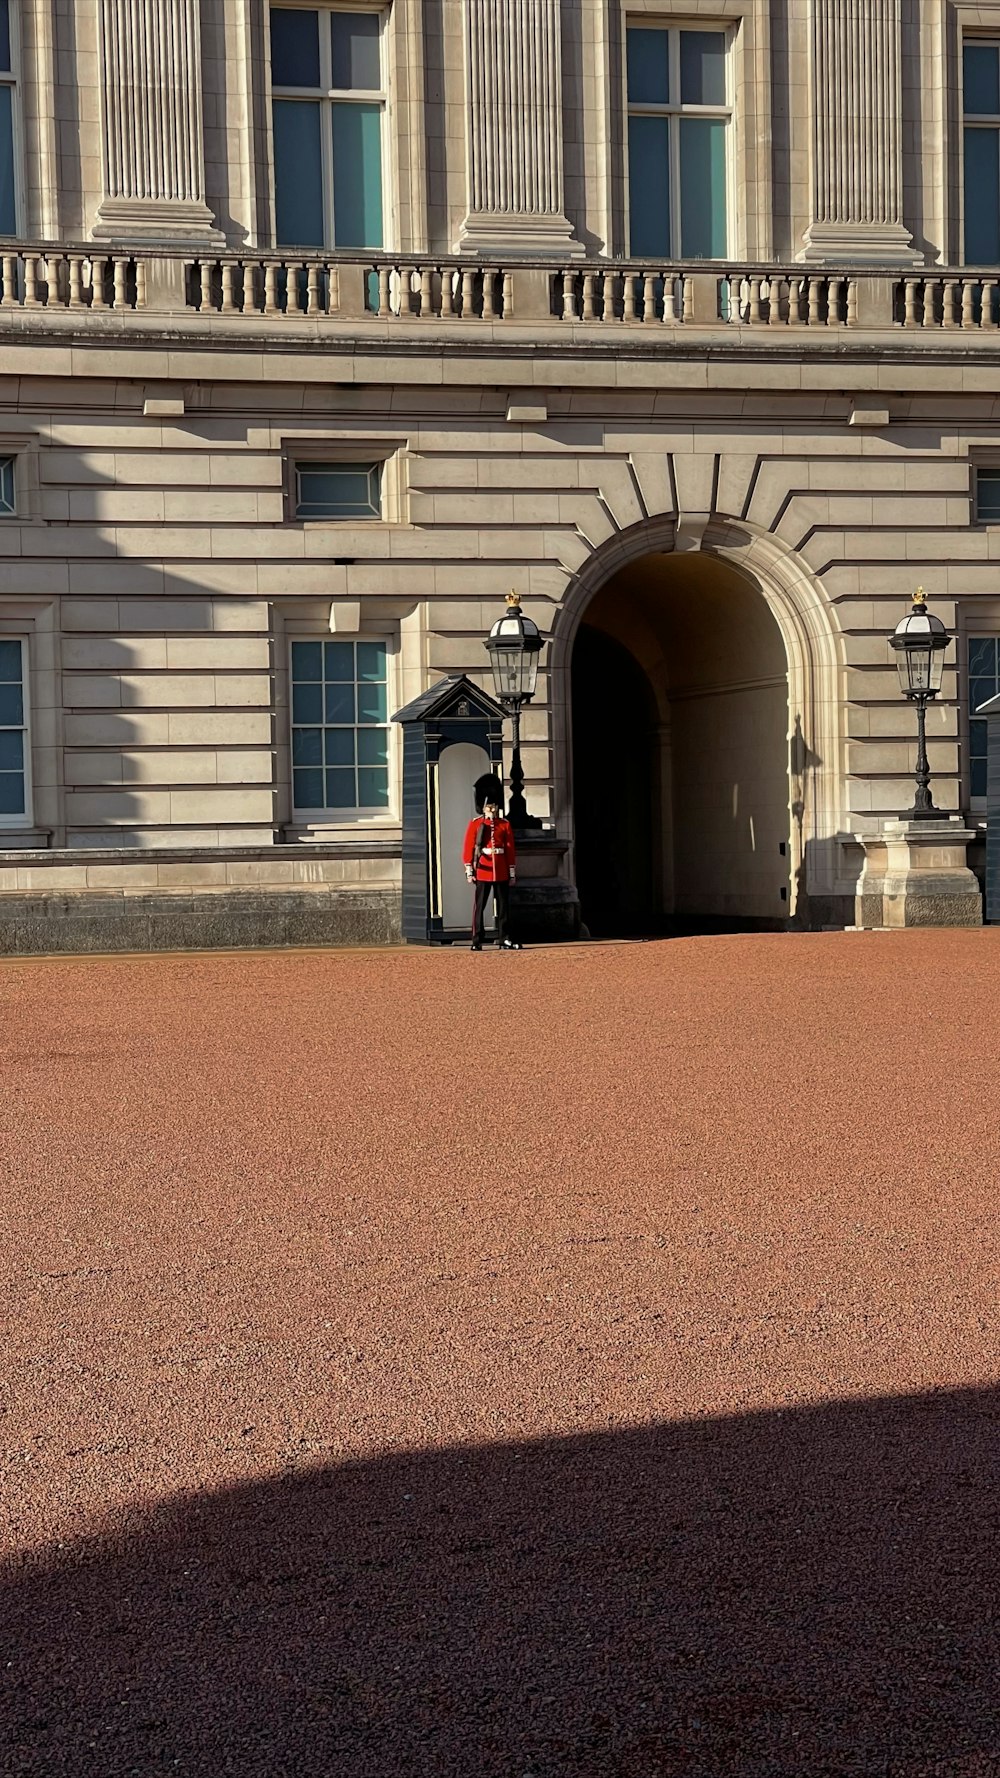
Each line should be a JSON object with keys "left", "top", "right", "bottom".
{"left": 0, "top": 826, "right": 52, "bottom": 850}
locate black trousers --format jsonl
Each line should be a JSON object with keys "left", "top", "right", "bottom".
{"left": 472, "top": 879, "right": 511, "bottom": 945}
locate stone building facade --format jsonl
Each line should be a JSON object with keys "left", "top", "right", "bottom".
{"left": 0, "top": 0, "right": 999, "bottom": 947}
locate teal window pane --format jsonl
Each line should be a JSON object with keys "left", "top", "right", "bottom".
{"left": 970, "top": 676, "right": 995, "bottom": 712}
{"left": 0, "top": 638, "right": 20, "bottom": 678}
{"left": 270, "top": 9, "right": 320, "bottom": 87}
{"left": 293, "top": 766, "right": 324, "bottom": 808}
{"left": 326, "top": 683, "right": 355, "bottom": 723}
{"left": 357, "top": 728, "right": 388, "bottom": 767}
{"left": 626, "top": 28, "right": 669, "bottom": 104}
{"left": 325, "top": 640, "right": 355, "bottom": 681}
{"left": 0, "top": 456, "right": 13, "bottom": 515}
{"left": 965, "top": 43, "right": 1000, "bottom": 115}
{"left": 298, "top": 464, "right": 380, "bottom": 518}
{"left": 969, "top": 636, "right": 998, "bottom": 676}
{"left": 0, "top": 728, "right": 21, "bottom": 769}
{"left": 972, "top": 717, "right": 989, "bottom": 754}
{"left": 292, "top": 681, "right": 322, "bottom": 723}
{"left": 964, "top": 128, "right": 1000, "bottom": 262}
{"left": 629, "top": 116, "right": 671, "bottom": 256}
{"left": 325, "top": 728, "right": 355, "bottom": 765}
{"left": 331, "top": 12, "right": 381, "bottom": 90}
{"left": 273, "top": 100, "right": 324, "bottom": 248}
{"left": 680, "top": 117, "right": 728, "bottom": 257}
{"left": 680, "top": 32, "right": 727, "bottom": 105}
{"left": 976, "top": 470, "right": 1000, "bottom": 520}
{"left": 358, "top": 766, "right": 389, "bottom": 808}
{"left": 291, "top": 639, "right": 322, "bottom": 680}
{"left": 972, "top": 755, "right": 988, "bottom": 797}
{"left": 0, "top": 773, "right": 23, "bottom": 815}
{"left": 0, "top": 2, "right": 9, "bottom": 75}
{"left": 326, "top": 767, "right": 356, "bottom": 807}
{"left": 292, "top": 727, "right": 322, "bottom": 766}
{"left": 357, "top": 679, "right": 386, "bottom": 723}
{"left": 0, "top": 86, "right": 15, "bottom": 236}
{"left": 331, "top": 103, "right": 383, "bottom": 248}
{"left": 357, "top": 641, "right": 386, "bottom": 682}
{"left": 0, "top": 681, "right": 22, "bottom": 724}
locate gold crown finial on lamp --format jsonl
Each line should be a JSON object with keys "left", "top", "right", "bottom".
{"left": 506, "top": 589, "right": 520, "bottom": 607}
{"left": 913, "top": 586, "right": 927, "bottom": 607}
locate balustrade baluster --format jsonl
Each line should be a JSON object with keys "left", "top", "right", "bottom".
{"left": 582, "top": 272, "right": 596, "bottom": 321}
{"left": 807, "top": 278, "right": 821, "bottom": 324}
{"left": 264, "top": 262, "right": 279, "bottom": 315}
{"left": 663, "top": 275, "right": 676, "bottom": 323}
{"left": 846, "top": 279, "right": 858, "bottom": 326}
{"left": 903, "top": 279, "right": 918, "bottom": 326}
{"left": 766, "top": 277, "right": 781, "bottom": 324}
{"left": 285, "top": 262, "right": 302, "bottom": 315}
{"left": 622, "top": 274, "right": 637, "bottom": 322}
{"left": 0, "top": 253, "right": 15, "bottom": 306}
{"left": 682, "top": 277, "right": 694, "bottom": 322}
{"left": 135, "top": 260, "right": 146, "bottom": 308}
{"left": 482, "top": 270, "right": 497, "bottom": 320}
{"left": 827, "top": 277, "right": 842, "bottom": 325}
{"left": 501, "top": 270, "right": 513, "bottom": 317}
{"left": 983, "top": 281, "right": 997, "bottom": 329}
{"left": 419, "top": 265, "right": 434, "bottom": 317}
{"left": 220, "top": 262, "right": 235, "bottom": 313}
{"left": 461, "top": 267, "right": 476, "bottom": 319}
{"left": 89, "top": 256, "right": 106, "bottom": 309}
{"left": 68, "top": 256, "right": 84, "bottom": 308}
{"left": 642, "top": 273, "right": 656, "bottom": 322}
{"left": 923, "top": 280, "right": 937, "bottom": 326}
{"left": 749, "top": 277, "right": 762, "bottom": 324}
{"left": 113, "top": 258, "right": 128, "bottom": 310}
{"left": 942, "top": 279, "right": 958, "bottom": 327}
{"left": 440, "top": 267, "right": 454, "bottom": 318}
{"left": 373, "top": 264, "right": 387, "bottom": 317}
{"left": 23, "top": 255, "right": 39, "bottom": 307}
{"left": 962, "top": 279, "right": 976, "bottom": 329}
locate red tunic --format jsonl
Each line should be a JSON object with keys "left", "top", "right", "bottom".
{"left": 463, "top": 815, "right": 517, "bottom": 884}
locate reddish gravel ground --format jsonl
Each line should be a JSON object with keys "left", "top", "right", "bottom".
{"left": 2, "top": 931, "right": 1000, "bottom": 1777}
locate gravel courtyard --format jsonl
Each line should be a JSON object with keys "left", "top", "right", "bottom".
{"left": 3, "top": 932, "right": 1000, "bottom": 1777}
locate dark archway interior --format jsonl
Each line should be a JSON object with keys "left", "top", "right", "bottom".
{"left": 572, "top": 625, "right": 659, "bottom": 936}
{"left": 570, "top": 552, "right": 791, "bottom": 938}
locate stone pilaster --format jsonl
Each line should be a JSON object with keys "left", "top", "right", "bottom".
{"left": 458, "top": 0, "right": 581, "bottom": 256}
{"left": 94, "top": 0, "right": 223, "bottom": 243}
{"left": 801, "top": 0, "right": 918, "bottom": 264}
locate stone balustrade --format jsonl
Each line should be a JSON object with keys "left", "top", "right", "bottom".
{"left": 0, "top": 246, "right": 996, "bottom": 338}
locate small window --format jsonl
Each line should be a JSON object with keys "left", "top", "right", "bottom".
{"left": 968, "top": 635, "right": 1000, "bottom": 799}
{"left": 294, "top": 459, "right": 382, "bottom": 520}
{"left": 291, "top": 638, "right": 390, "bottom": 813}
{"left": 0, "top": 636, "right": 27, "bottom": 818}
{"left": 975, "top": 466, "right": 1000, "bottom": 523}
{"left": 626, "top": 25, "right": 730, "bottom": 259}
{"left": 270, "top": 6, "right": 385, "bottom": 249}
{"left": 0, "top": 454, "right": 15, "bottom": 516}
{"left": 964, "top": 41, "right": 1000, "bottom": 263}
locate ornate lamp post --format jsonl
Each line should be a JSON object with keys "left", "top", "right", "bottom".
{"left": 485, "top": 592, "right": 543, "bottom": 829}
{"left": 889, "top": 588, "right": 952, "bottom": 820}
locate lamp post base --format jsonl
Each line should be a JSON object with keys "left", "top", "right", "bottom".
{"left": 855, "top": 820, "right": 982, "bottom": 928}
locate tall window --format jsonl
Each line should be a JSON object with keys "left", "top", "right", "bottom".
{"left": 965, "top": 41, "right": 1000, "bottom": 262}
{"left": 968, "top": 637, "right": 1000, "bottom": 800}
{"left": 0, "top": 0, "right": 17, "bottom": 236}
{"left": 0, "top": 638, "right": 27, "bottom": 819}
{"left": 626, "top": 25, "right": 729, "bottom": 259}
{"left": 291, "top": 639, "right": 390, "bottom": 814}
{"left": 270, "top": 6, "right": 384, "bottom": 250}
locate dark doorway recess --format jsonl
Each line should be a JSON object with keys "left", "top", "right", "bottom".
{"left": 571, "top": 623, "right": 660, "bottom": 937}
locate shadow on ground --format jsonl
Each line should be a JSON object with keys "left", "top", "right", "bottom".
{"left": 5, "top": 1385, "right": 1000, "bottom": 1777}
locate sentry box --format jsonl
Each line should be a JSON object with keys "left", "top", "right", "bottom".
{"left": 392, "top": 675, "right": 507, "bottom": 944}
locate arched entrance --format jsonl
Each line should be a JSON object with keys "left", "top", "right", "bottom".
{"left": 569, "top": 548, "right": 793, "bottom": 936}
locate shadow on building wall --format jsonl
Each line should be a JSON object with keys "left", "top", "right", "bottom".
{"left": 6, "top": 1383, "right": 1000, "bottom": 1774}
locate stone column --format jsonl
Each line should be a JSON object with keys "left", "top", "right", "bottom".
{"left": 94, "top": 0, "right": 223, "bottom": 243}
{"left": 801, "top": 0, "right": 918, "bottom": 264}
{"left": 458, "top": 0, "right": 581, "bottom": 256}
